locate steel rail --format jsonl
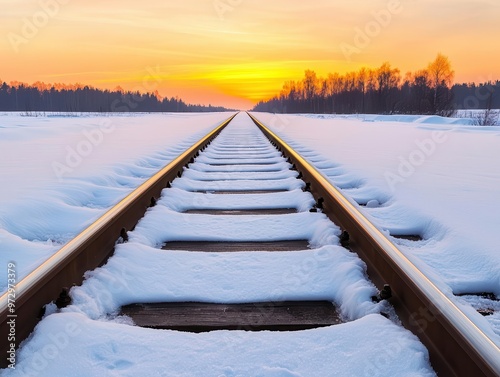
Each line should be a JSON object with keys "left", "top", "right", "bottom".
{"left": 248, "top": 112, "right": 500, "bottom": 377}
{"left": 0, "top": 112, "right": 237, "bottom": 366}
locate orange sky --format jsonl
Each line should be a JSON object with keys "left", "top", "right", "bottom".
{"left": 1, "top": 0, "right": 499, "bottom": 110}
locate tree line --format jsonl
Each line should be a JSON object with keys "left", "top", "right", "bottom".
{"left": 253, "top": 54, "right": 500, "bottom": 115}
{"left": 0, "top": 81, "right": 232, "bottom": 113}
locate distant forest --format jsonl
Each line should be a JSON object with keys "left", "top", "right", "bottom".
{"left": 253, "top": 54, "right": 500, "bottom": 115}
{"left": 0, "top": 81, "right": 231, "bottom": 113}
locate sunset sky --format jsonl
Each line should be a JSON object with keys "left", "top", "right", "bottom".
{"left": 1, "top": 0, "right": 499, "bottom": 109}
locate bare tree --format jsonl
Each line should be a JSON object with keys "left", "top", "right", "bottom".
{"left": 427, "top": 53, "right": 454, "bottom": 114}
{"left": 303, "top": 70, "right": 318, "bottom": 99}
{"left": 253, "top": 54, "right": 461, "bottom": 115}
{"left": 473, "top": 92, "right": 499, "bottom": 126}
{"left": 356, "top": 67, "right": 369, "bottom": 113}
{"left": 376, "top": 62, "right": 401, "bottom": 113}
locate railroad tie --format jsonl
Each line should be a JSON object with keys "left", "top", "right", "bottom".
{"left": 123, "top": 114, "right": 341, "bottom": 331}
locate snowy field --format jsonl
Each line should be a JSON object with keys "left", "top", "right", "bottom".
{"left": 0, "top": 112, "right": 232, "bottom": 291}
{"left": 252, "top": 112, "right": 500, "bottom": 342}
{"left": 3, "top": 113, "right": 435, "bottom": 376}
{"left": 298, "top": 109, "right": 499, "bottom": 126}
{"left": 2, "top": 111, "right": 497, "bottom": 375}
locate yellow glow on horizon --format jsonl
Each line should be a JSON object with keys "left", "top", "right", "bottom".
{"left": 1, "top": 0, "right": 500, "bottom": 109}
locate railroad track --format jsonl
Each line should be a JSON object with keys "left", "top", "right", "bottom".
{"left": 1, "top": 112, "right": 499, "bottom": 375}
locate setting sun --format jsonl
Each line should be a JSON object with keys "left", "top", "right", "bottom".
{"left": 1, "top": 0, "right": 500, "bottom": 109}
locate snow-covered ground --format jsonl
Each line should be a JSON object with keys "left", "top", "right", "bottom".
{"left": 0, "top": 112, "right": 232, "bottom": 291}
{"left": 252, "top": 112, "right": 500, "bottom": 343}
{"left": 3, "top": 113, "right": 435, "bottom": 376}
{"left": 5, "top": 111, "right": 498, "bottom": 375}
{"left": 299, "top": 110, "right": 499, "bottom": 126}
